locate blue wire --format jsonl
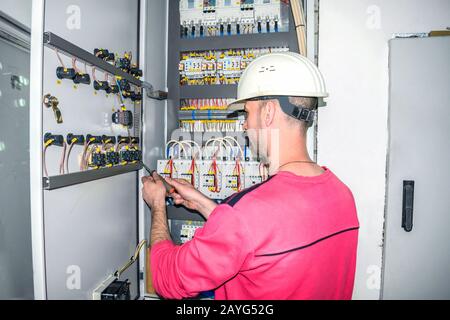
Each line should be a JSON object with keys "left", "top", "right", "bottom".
{"left": 116, "top": 79, "right": 126, "bottom": 103}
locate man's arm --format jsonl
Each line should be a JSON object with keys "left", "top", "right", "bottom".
{"left": 141, "top": 172, "right": 171, "bottom": 246}
{"left": 150, "top": 203, "right": 253, "bottom": 299}
{"left": 149, "top": 203, "right": 170, "bottom": 246}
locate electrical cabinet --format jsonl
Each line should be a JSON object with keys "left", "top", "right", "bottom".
{"left": 28, "top": 0, "right": 315, "bottom": 299}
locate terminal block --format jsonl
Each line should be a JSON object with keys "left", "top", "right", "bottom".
{"left": 117, "top": 136, "right": 139, "bottom": 144}
{"left": 44, "top": 133, "right": 64, "bottom": 146}
{"left": 105, "top": 151, "right": 120, "bottom": 166}
{"left": 56, "top": 67, "right": 76, "bottom": 80}
{"left": 115, "top": 56, "right": 131, "bottom": 72}
{"left": 117, "top": 79, "right": 131, "bottom": 91}
{"left": 90, "top": 152, "right": 106, "bottom": 168}
{"left": 94, "top": 48, "right": 110, "bottom": 59}
{"left": 129, "top": 66, "right": 143, "bottom": 78}
{"left": 86, "top": 134, "right": 102, "bottom": 144}
{"left": 93, "top": 80, "right": 109, "bottom": 91}
{"left": 106, "top": 84, "right": 119, "bottom": 94}
{"left": 120, "top": 149, "right": 142, "bottom": 163}
{"left": 73, "top": 73, "right": 91, "bottom": 85}
{"left": 101, "top": 135, "right": 116, "bottom": 145}
{"left": 130, "top": 92, "right": 142, "bottom": 101}
{"left": 66, "top": 134, "right": 85, "bottom": 145}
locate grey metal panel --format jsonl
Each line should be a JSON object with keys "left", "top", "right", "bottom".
{"left": 44, "top": 173, "right": 138, "bottom": 299}
{"left": 140, "top": 0, "right": 169, "bottom": 295}
{"left": 382, "top": 36, "right": 450, "bottom": 299}
{"left": 167, "top": 206, "right": 205, "bottom": 222}
{"left": 41, "top": 0, "right": 140, "bottom": 299}
{"left": 0, "top": 26, "right": 33, "bottom": 299}
{"left": 180, "top": 84, "right": 238, "bottom": 99}
{"left": 167, "top": 0, "right": 182, "bottom": 138}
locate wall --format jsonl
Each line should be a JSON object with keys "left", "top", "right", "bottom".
{"left": 317, "top": 0, "right": 450, "bottom": 299}
{"left": 0, "top": 0, "right": 32, "bottom": 28}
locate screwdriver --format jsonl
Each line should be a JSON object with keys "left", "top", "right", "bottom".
{"left": 141, "top": 163, "right": 175, "bottom": 194}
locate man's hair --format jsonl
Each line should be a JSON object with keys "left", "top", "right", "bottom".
{"left": 259, "top": 96, "right": 318, "bottom": 133}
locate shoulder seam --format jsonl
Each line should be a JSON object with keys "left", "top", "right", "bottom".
{"left": 226, "top": 174, "right": 276, "bottom": 207}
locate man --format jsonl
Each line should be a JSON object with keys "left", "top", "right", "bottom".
{"left": 142, "top": 52, "right": 359, "bottom": 299}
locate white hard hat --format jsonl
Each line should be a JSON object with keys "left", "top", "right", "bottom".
{"left": 228, "top": 51, "right": 328, "bottom": 111}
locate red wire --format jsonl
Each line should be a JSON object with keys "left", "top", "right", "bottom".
{"left": 190, "top": 159, "right": 196, "bottom": 186}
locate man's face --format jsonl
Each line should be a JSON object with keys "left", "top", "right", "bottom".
{"left": 243, "top": 100, "right": 268, "bottom": 162}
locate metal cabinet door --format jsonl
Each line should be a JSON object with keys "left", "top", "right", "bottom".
{"left": 29, "top": 0, "right": 141, "bottom": 299}
{"left": 382, "top": 36, "right": 450, "bottom": 299}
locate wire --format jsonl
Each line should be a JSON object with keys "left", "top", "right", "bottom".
{"left": 215, "top": 138, "right": 235, "bottom": 160}
{"left": 92, "top": 67, "right": 97, "bottom": 81}
{"left": 116, "top": 79, "right": 126, "bottom": 106}
{"left": 65, "top": 143, "right": 74, "bottom": 174}
{"left": 43, "top": 140, "right": 53, "bottom": 178}
{"left": 115, "top": 239, "right": 147, "bottom": 279}
{"left": 65, "top": 137, "right": 80, "bottom": 174}
{"left": 72, "top": 57, "right": 80, "bottom": 74}
{"left": 166, "top": 140, "right": 188, "bottom": 159}
{"left": 54, "top": 49, "right": 65, "bottom": 68}
{"left": 222, "top": 136, "right": 244, "bottom": 159}
{"left": 59, "top": 141, "right": 67, "bottom": 175}
{"left": 80, "top": 140, "right": 94, "bottom": 170}
{"left": 290, "top": 0, "right": 307, "bottom": 56}
{"left": 179, "top": 140, "right": 202, "bottom": 159}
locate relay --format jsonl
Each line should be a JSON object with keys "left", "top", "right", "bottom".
{"left": 112, "top": 110, "right": 133, "bottom": 127}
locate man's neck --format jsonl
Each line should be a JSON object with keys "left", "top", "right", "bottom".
{"left": 266, "top": 139, "right": 322, "bottom": 177}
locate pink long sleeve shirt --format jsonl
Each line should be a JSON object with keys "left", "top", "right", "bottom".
{"left": 151, "top": 167, "right": 359, "bottom": 300}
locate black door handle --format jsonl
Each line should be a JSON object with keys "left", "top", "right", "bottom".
{"left": 402, "top": 180, "right": 415, "bottom": 232}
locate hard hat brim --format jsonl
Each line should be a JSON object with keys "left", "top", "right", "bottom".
{"left": 227, "top": 99, "right": 246, "bottom": 111}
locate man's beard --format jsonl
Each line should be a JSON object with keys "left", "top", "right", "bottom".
{"left": 247, "top": 128, "right": 269, "bottom": 163}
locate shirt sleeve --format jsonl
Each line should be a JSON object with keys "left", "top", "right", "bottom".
{"left": 150, "top": 203, "right": 253, "bottom": 299}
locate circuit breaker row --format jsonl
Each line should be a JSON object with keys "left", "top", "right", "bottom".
{"left": 179, "top": 47, "right": 288, "bottom": 85}
{"left": 43, "top": 133, "right": 141, "bottom": 176}
{"left": 180, "top": 0, "right": 290, "bottom": 38}
{"left": 157, "top": 159, "right": 266, "bottom": 199}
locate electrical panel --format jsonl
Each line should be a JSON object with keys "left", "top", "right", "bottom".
{"left": 170, "top": 220, "right": 205, "bottom": 245}
{"left": 179, "top": 0, "right": 290, "bottom": 38}
{"left": 179, "top": 47, "right": 289, "bottom": 85}
{"left": 160, "top": 0, "right": 295, "bottom": 208}
{"left": 157, "top": 158, "right": 266, "bottom": 200}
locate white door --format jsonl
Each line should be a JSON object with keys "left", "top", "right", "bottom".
{"left": 382, "top": 36, "right": 450, "bottom": 299}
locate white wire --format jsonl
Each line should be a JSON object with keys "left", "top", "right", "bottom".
{"left": 214, "top": 138, "right": 234, "bottom": 160}
{"left": 166, "top": 140, "right": 188, "bottom": 159}
{"left": 222, "top": 136, "right": 245, "bottom": 159}
{"left": 204, "top": 138, "right": 219, "bottom": 159}
{"left": 210, "top": 139, "right": 228, "bottom": 159}
{"left": 179, "top": 140, "right": 202, "bottom": 159}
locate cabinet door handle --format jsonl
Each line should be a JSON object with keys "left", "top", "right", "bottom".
{"left": 402, "top": 180, "right": 415, "bottom": 232}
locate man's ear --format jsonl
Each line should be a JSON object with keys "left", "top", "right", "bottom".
{"left": 263, "top": 100, "right": 276, "bottom": 127}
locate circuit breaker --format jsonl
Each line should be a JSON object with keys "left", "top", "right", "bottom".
{"left": 179, "top": 0, "right": 290, "bottom": 37}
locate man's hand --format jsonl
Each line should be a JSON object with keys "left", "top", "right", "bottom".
{"left": 165, "top": 177, "right": 217, "bottom": 220}
{"left": 142, "top": 171, "right": 167, "bottom": 210}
